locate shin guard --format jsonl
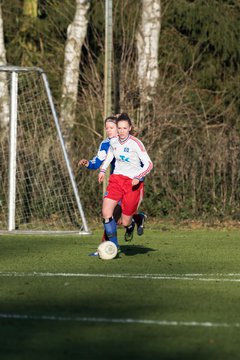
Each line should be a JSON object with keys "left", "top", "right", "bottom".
{"left": 103, "top": 217, "right": 118, "bottom": 247}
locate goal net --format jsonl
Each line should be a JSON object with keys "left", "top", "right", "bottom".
{"left": 0, "top": 66, "right": 89, "bottom": 234}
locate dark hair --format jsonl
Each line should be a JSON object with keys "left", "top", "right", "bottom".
{"left": 116, "top": 113, "right": 135, "bottom": 135}
{"left": 116, "top": 113, "right": 132, "bottom": 126}
{"left": 104, "top": 115, "right": 117, "bottom": 125}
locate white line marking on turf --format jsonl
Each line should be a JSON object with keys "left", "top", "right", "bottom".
{"left": 0, "top": 313, "right": 239, "bottom": 328}
{"left": 1, "top": 272, "right": 240, "bottom": 282}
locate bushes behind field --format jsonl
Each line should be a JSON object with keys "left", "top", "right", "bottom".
{"left": 2, "top": 0, "right": 240, "bottom": 221}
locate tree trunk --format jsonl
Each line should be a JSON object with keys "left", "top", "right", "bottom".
{"left": 21, "top": 0, "right": 38, "bottom": 66}
{"left": 60, "top": 0, "right": 90, "bottom": 150}
{"left": 0, "top": 4, "right": 9, "bottom": 138}
{"left": 136, "top": 0, "right": 161, "bottom": 104}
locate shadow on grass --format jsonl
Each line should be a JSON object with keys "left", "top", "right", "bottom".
{"left": 120, "top": 244, "right": 156, "bottom": 256}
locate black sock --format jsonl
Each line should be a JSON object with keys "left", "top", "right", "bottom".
{"left": 125, "top": 219, "right": 135, "bottom": 231}
{"left": 132, "top": 214, "right": 142, "bottom": 227}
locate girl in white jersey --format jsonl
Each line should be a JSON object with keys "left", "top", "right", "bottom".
{"left": 79, "top": 115, "right": 146, "bottom": 255}
{"left": 98, "top": 113, "right": 153, "bottom": 252}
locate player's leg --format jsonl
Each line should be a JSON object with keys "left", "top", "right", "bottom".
{"left": 101, "top": 203, "right": 122, "bottom": 243}
{"left": 102, "top": 198, "right": 119, "bottom": 247}
{"left": 89, "top": 198, "right": 119, "bottom": 256}
{"left": 122, "top": 181, "right": 144, "bottom": 242}
{"left": 89, "top": 175, "right": 122, "bottom": 256}
{"left": 131, "top": 183, "right": 145, "bottom": 236}
{"left": 133, "top": 212, "right": 147, "bottom": 236}
{"left": 124, "top": 216, "right": 135, "bottom": 242}
{"left": 102, "top": 174, "right": 125, "bottom": 246}
{"left": 100, "top": 175, "right": 123, "bottom": 246}
{"left": 124, "top": 212, "right": 147, "bottom": 241}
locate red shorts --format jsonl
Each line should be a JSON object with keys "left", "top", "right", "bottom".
{"left": 104, "top": 174, "right": 144, "bottom": 216}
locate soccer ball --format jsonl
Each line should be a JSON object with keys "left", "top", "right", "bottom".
{"left": 97, "top": 241, "right": 118, "bottom": 260}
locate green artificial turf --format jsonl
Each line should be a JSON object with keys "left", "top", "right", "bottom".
{"left": 0, "top": 228, "right": 240, "bottom": 360}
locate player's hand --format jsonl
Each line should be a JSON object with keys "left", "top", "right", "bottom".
{"left": 132, "top": 178, "right": 140, "bottom": 186}
{"left": 79, "top": 159, "right": 89, "bottom": 167}
{"left": 98, "top": 172, "right": 105, "bottom": 183}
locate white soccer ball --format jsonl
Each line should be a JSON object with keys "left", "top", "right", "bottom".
{"left": 97, "top": 241, "right": 118, "bottom": 260}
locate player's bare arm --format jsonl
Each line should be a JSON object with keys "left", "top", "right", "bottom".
{"left": 132, "top": 178, "right": 140, "bottom": 186}
{"left": 98, "top": 172, "right": 105, "bottom": 183}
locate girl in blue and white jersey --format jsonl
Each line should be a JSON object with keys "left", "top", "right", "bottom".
{"left": 79, "top": 116, "right": 117, "bottom": 172}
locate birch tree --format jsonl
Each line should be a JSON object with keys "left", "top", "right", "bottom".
{"left": 0, "top": 3, "right": 9, "bottom": 138}
{"left": 60, "top": 0, "right": 90, "bottom": 149}
{"left": 21, "top": 0, "right": 38, "bottom": 65}
{"left": 0, "top": 5, "right": 6, "bottom": 65}
{"left": 136, "top": 0, "right": 161, "bottom": 104}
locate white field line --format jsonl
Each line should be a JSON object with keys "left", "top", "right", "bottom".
{"left": 1, "top": 271, "right": 240, "bottom": 282}
{"left": 0, "top": 313, "right": 239, "bottom": 328}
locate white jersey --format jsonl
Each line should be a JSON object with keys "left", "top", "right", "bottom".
{"left": 100, "top": 135, "right": 153, "bottom": 180}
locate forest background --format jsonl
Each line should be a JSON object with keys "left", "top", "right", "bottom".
{"left": 1, "top": 0, "right": 240, "bottom": 223}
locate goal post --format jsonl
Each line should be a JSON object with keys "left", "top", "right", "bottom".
{"left": 0, "top": 66, "right": 89, "bottom": 234}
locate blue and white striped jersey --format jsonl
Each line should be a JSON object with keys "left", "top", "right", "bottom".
{"left": 87, "top": 138, "right": 115, "bottom": 173}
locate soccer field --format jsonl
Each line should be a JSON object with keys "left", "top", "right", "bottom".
{"left": 0, "top": 228, "right": 240, "bottom": 360}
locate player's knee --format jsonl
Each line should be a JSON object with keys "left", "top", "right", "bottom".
{"left": 102, "top": 205, "right": 113, "bottom": 218}
{"left": 122, "top": 219, "right": 131, "bottom": 227}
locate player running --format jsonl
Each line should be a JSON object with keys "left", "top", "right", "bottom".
{"left": 79, "top": 115, "right": 146, "bottom": 248}
{"left": 98, "top": 113, "right": 153, "bottom": 251}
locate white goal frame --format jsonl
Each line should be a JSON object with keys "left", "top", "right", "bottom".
{"left": 0, "top": 66, "right": 89, "bottom": 234}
